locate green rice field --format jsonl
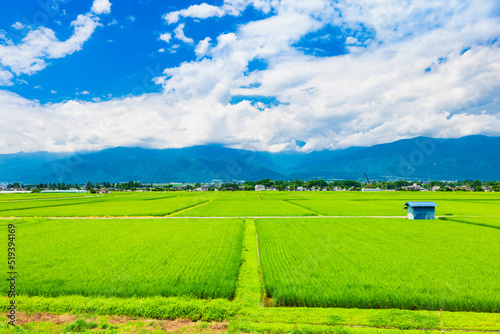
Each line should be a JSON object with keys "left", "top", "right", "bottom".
{"left": 1, "top": 191, "right": 499, "bottom": 217}
{"left": 3, "top": 218, "right": 243, "bottom": 299}
{"left": 257, "top": 218, "right": 500, "bottom": 311}
{"left": 0, "top": 193, "right": 208, "bottom": 217}
{"left": 0, "top": 190, "right": 499, "bottom": 333}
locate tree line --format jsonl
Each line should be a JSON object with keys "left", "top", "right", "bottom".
{"left": 5, "top": 179, "right": 499, "bottom": 192}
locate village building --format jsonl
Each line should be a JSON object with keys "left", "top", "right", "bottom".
{"left": 255, "top": 185, "right": 265, "bottom": 191}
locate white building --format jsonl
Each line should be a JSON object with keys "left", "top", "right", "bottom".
{"left": 255, "top": 185, "right": 265, "bottom": 191}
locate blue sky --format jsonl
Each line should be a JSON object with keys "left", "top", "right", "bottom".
{"left": 1, "top": 0, "right": 500, "bottom": 153}
{"left": 0, "top": 0, "right": 273, "bottom": 103}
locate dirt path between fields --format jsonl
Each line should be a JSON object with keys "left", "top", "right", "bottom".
{"left": 9, "top": 312, "right": 228, "bottom": 332}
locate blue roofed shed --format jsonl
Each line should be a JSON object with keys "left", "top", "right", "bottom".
{"left": 404, "top": 202, "right": 438, "bottom": 220}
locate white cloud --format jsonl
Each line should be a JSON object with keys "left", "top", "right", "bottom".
{"left": 108, "top": 19, "right": 118, "bottom": 26}
{"left": 163, "top": 1, "right": 278, "bottom": 24}
{"left": 169, "top": 44, "right": 180, "bottom": 54}
{"left": 195, "top": 37, "right": 212, "bottom": 58}
{"left": 1, "top": 0, "right": 500, "bottom": 154}
{"left": 164, "top": 3, "right": 226, "bottom": 24}
{"left": 159, "top": 32, "right": 172, "bottom": 43}
{"left": 127, "top": 15, "right": 136, "bottom": 23}
{"left": 91, "top": 0, "right": 112, "bottom": 15}
{"left": 0, "top": 70, "right": 13, "bottom": 86}
{"left": 174, "top": 24, "right": 194, "bottom": 44}
{"left": 51, "top": 90, "right": 57, "bottom": 94}
{"left": 76, "top": 90, "right": 90, "bottom": 95}
{"left": 11, "top": 22, "right": 25, "bottom": 30}
{"left": 158, "top": 48, "right": 165, "bottom": 53}
{"left": 0, "top": 10, "right": 102, "bottom": 85}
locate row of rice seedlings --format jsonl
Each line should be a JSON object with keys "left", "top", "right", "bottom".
{"left": 256, "top": 218, "right": 500, "bottom": 312}
{"left": 11, "top": 218, "right": 244, "bottom": 299}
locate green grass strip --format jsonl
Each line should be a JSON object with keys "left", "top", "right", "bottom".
{"left": 242, "top": 307, "right": 500, "bottom": 332}
{"left": 227, "top": 320, "right": 498, "bottom": 334}
{"left": 233, "top": 219, "right": 262, "bottom": 309}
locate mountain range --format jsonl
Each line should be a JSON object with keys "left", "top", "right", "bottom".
{"left": 0, "top": 135, "right": 499, "bottom": 183}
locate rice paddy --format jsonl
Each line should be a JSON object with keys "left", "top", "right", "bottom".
{"left": 4, "top": 218, "right": 244, "bottom": 299}
{"left": 256, "top": 217, "right": 500, "bottom": 312}
{"left": 1, "top": 190, "right": 499, "bottom": 333}
{"left": 1, "top": 191, "right": 499, "bottom": 217}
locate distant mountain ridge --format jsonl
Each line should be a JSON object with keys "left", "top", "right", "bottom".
{"left": 0, "top": 135, "right": 499, "bottom": 183}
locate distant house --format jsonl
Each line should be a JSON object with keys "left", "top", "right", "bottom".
{"left": 432, "top": 186, "right": 441, "bottom": 191}
{"left": 404, "top": 183, "right": 425, "bottom": 191}
{"left": 98, "top": 187, "right": 109, "bottom": 194}
{"left": 255, "top": 185, "right": 265, "bottom": 191}
{"left": 404, "top": 202, "right": 438, "bottom": 220}
{"left": 267, "top": 186, "right": 277, "bottom": 191}
{"left": 296, "top": 186, "right": 305, "bottom": 191}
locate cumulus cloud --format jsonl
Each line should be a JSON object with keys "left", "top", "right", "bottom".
{"left": 174, "top": 23, "right": 194, "bottom": 44}
{"left": 164, "top": 3, "right": 226, "bottom": 24}
{"left": 0, "top": 0, "right": 111, "bottom": 86}
{"left": 1, "top": 0, "right": 500, "bottom": 154}
{"left": 163, "top": 1, "right": 277, "bottom": 24}
{"left": 0, "top": 70, "right": 13, "bottom": 86}
{"left": 195, "top": 37, "right": 212, "bottom": 58}
{"left": 0, "top": 14, "right": 100, "bottom": 77}
{"left": 91, "top": 0, "right": 112, "bottom": 15}
{"left": 11, "top": 22, "right": 25, "bottom": 30}
{"left": 159, "top": 32, "right": 172, "bottom": 43}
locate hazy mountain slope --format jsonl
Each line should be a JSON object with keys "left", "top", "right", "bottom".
{"left": 0, "top": 136, "right": 498, "bottom": 183}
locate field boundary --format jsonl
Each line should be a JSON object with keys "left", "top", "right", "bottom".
{"left": 438, "top": 216, "right": 500, "bottom": 230}
{"left": 165, "top": 199, "right": 211, "bottom": 216}
{"left": 283, "top": 199, "right": 325, "bottom": 216}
